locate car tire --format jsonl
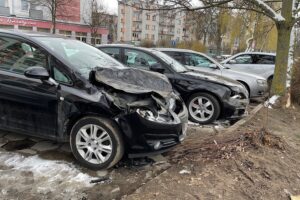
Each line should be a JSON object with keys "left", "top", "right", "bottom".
{"left": 70, "top": 116, "right": 124, "bottom": 170}
{"left": 187, "top": 93, "right": 221, "bottom": 124}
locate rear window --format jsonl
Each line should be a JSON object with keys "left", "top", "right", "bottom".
{"left": 255, "top": 55, "right": 275, "bottom": 64}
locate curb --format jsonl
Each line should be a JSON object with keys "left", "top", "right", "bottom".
{"left": 225, "top": 103, "right": 264, "bottom": 134}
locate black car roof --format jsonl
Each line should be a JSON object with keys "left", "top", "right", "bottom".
{"left": 0, "top": 29, "right": 67, "bottom": 39}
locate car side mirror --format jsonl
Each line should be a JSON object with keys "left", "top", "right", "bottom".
{"left": 150, "top": 63, "right": 165, "bottom": 73}
{"left": 209, "top": 63, "right": 218, "bottom": 69}
{"left": 24, "top": 66, "right": 50, "bottom": 80}
{"left": 229, "top": 60, "right": 237, "bottom": 64}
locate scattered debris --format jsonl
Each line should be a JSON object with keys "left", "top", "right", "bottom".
{"left": 179, "top": 169, "right": 191, "bottom": 175}
{"left": 90, "top": 177, "right": 111, "bottom": 184}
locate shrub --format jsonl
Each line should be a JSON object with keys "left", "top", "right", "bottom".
{"left": 291, "top": 59, "right": 300, "bottom": 105}
{"left": 140, "top": 40, "right": 155, "bottom": 48}
{"left": 176, "top": 40, "right": 206, "bottom": 52}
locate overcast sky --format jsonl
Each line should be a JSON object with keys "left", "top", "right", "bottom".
{"left": 102, "top": 0, "right": 118, "bottom": 14}
{"left": 102, "top": 0, "right": 201, "bottom": 15}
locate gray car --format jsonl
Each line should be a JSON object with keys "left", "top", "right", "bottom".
{"left": 221, "top": 52, "right": 275, "bottom": 84}
{"left": 156, "top": 48, "right": 268, "bottom": 99}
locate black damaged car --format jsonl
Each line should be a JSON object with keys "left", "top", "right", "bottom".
{"left": 0, "top": 31, "right": 188, "bottom": 169}
{"left": 98, "top": 45, "right": 249, "bottom": 124}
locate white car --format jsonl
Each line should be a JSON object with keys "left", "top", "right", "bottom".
{"left": 221, "top": 52, "right": 275, "bottom": 84}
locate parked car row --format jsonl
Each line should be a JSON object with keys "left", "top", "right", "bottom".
{"left": 0, "top": 30, "right": 271, "bottom": 170}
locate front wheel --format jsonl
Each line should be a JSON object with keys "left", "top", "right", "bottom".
{"left": 70, "top": 116, "right": 124, "bottom": 170}
{"left": 187, "top": 93, "right": 221, "bottom": 124}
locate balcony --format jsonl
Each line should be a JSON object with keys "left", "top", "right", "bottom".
{"left": 132, "top": 27, "right": 142, "bottom": 32}
{"left": 0, "top": 6, "right": 10, "bottom": 16}
{"left": 133, "top": 17, "right": 142, "bottom": 22}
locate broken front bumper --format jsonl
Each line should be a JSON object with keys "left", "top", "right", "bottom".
{"left": 222, "top": 97, "right": 249, "bottom": 120}
{"left": 118, "top": 105, "right": 188, "bottom": 158}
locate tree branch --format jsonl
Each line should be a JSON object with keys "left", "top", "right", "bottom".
{"left": 247, "top": 0, "right": 285, "bottom": 22}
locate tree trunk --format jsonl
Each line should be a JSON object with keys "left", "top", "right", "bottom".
{"left": 271, "top": 22, "right": 293, "bottom": 96}
{"left": 52, "top": 17, "right": 56, "bottom": 34}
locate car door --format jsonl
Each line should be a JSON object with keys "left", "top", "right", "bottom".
{"left": 223, "top": 54, "right": 256, "bottom": 74}
{"left": 254, "top": 54, "right": 276, "bottom": 76}
{"left": 0, "top": 35, "right": 58, "bottom": 138}
{"left": 124, "top": 48, "right": 160, "bottom": 70}
{"left": 183, "top": 53, "right": 222, "bottom": 76}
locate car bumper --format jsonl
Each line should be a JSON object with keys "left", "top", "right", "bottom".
{"left": 251, "top": 84, "right": 269, "bottom": 98}
{"left": 222, "top": 97, "right": 249, "bottom": 120}
{"left": 118, "top": 106, "right": 188, "bottom": 157}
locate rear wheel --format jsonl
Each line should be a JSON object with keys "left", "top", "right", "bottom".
{"left": 187, "top": 93, "right": 221, "bottom": 124}
{"left": 70, "top": 116, "right": 124, "bottom": 170}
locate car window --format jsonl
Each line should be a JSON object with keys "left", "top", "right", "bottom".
{"left": 233, "top": 54, "right": 253, "bottom": 64}
{"left": 164, "top": 51, "right": 182, "bottom": 63}
{"left": 256, "top": 55, "right": 275, "bottom": 64}
{"left": 124, "top": 49, "right": 159, "bottom": 69}
{"left": 0, "top": 36, "right": 48, "bottom": 74}
{"left": 100, "top": 47, "right": 121, "bottom": 61}
{"left": 50, "top": 58, "right": 72, "bottom": 84}
{"left": 184, "top": 53, "right": 213, "bottom": 67}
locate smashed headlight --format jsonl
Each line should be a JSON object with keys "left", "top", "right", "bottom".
{"left": 136, "top": 108, "right": 180, "bottom": 124}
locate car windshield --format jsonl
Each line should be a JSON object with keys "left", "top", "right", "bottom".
{"left": 151, "top": 50, "right": 188, "bottom": 73}
{"left": 34, "top": 37, "right": 125, "bottom": 77}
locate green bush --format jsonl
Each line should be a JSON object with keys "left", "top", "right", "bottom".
{"left": 176, "top": 40, "right": 206, "bottom": 52}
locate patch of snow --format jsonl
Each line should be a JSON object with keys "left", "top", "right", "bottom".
{"left": 264, "top": 95, "right": 280, "bottom": 108}
{"left": 0, "top": 152, "right": 95, "bottom": 189}
{"left": 252, "top": 0, "right": 285, "bottom": 21}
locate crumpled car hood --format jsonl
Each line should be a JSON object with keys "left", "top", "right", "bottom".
{"left": 93, "top": 67, "right": 173, "bottom": 98}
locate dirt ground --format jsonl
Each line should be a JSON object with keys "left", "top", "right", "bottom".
{"left": 0, "top": 105, "right": 300, "bottom": 200}
{"left": 124, "top": 106, "right": 300, "bottom": 200}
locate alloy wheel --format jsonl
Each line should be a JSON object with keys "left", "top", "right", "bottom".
{"left": 188, "top": 96, "right": 215, "bottom": 122}
{"left": 76, "top": 124, "right": 113, "bottom": 164}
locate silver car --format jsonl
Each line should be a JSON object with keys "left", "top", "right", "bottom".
{"left": 221, "top": 52, "right": 275, "bottom": 84}
{"left": 156, "top": 48, "right": 268, "bottom": 99}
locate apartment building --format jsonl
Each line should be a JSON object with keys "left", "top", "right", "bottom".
{"left": 0, "top": 0, "right": 110, "bottom": 44}
{"left": 118, "top": 0, "right": 193, "bottom": 45}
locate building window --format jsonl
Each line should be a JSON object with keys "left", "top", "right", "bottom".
{"left": 152, "top": 15, "right": 156, "bottom": 21}
{"left": 59, "top": 30, "right": 72, "bottom": 37}
{"left": 145, "top": 34, "right": 149, "bottom": 39}
{"left": 19, "top": 26, "right": 33, "bottom": 31}
{"left": 0, "top": 25, "right": 14, "bottom": 29}
{"left": 146, "top": 14, "right": 150, "bottom": 20}
{"left": 37, "top": 28, "right": 50, "bottom": 33}
{"left": 146, "top": 25, "right": 150, "bottom": 30}
{"left": 121, "top": 9, "right": 125, "bottom": 14}
{"left": 21, "top": 0, "right": 29, "bottom": 11}
{"left": 91, "top": 34, "right": 101, "bottom": 45}
{"left": 151, "top": 34, "right": 155, "bottom": 40}
{"left": 76, "top": 32, "right": 87, "bottom": 43}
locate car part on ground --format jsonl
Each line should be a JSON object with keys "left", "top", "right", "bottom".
{"left": 98, "top": 45, "right": 249, "bottom": 125}
{"left": 0, "top": 30, "right": 188, "bottom": 170}
{"left": 155, "top": 48, "right": 269, "bottom": 99}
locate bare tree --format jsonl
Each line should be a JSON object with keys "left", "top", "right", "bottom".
{"left": 29, "top": 0, "right": 75, "bottom": 34}
{"left": 83, "top": 0, "right": 111, "bottom": 45}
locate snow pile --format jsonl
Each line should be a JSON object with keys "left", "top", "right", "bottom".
{"left": 264, "top": 95, "right": 280, "bottom": 108}
{"left": 0, "top": 152, "right": 95, "bottom": 192}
